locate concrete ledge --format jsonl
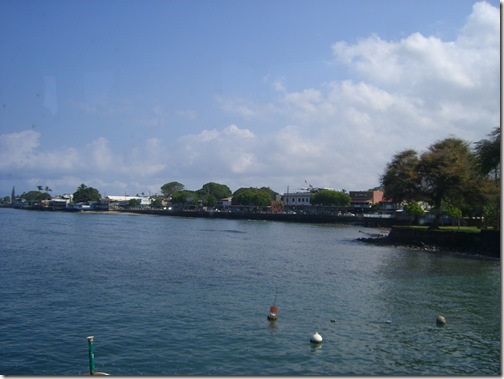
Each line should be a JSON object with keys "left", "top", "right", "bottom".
{"left": 379, "top": 227, "right": 500, "bottom": 258}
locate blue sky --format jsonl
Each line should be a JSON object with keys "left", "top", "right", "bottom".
{"left": 0, "top": 0, "right": 500, "bottom": 198}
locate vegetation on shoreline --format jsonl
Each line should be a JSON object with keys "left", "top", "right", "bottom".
{"left": 380, "top": 127, "right": 500, "bottom": 229}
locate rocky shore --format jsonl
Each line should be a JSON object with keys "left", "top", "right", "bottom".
{"left": 358, "top": 226, "right": 500, "bottom": 258}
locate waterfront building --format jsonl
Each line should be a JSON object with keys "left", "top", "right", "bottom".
{"left": 349, "top": 191, "right": 384, "bottom": 209}
{"left": 282, "top": 191, "right": 312, "bottom": 207}
{"left": 105, "top": 195, "right": 152, "bottom": 207}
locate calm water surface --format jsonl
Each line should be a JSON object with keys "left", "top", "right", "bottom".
{"left": 0, "top": 208, "right": 500, "bottom": 375}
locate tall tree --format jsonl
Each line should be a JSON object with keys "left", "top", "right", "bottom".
{"left": 474, "top": 126, "right": 500, "bottom": 180}
{"left": 232, "top": 187, "right": 275, "bottom": 207}
{"left": 11, "top": 186, "right": 15, "bottom": 202}
{"left": 197, "top": 182, "right": 232, "bottom": 200}
{"left": 380, "top": 149, "right": 421, "bottom": 203}
{"left": 73, "top": 184, "right": 101, "bottom": 203}
{"left": 416, "top": 138, "right": 481, "bottom": 228}
{"left": 171, "top": 190, "right": 197, "bottom": 205}
{"left": 19, "top": 190, "right": 51, "bottom": 203}
{"left": 310, "top": 189, "right": 351, "bottom": 206}
{"left": 36, "top": 185, "right": 52, "bottom": 194}
{"left": 196, "top": 182, "right": 232, "bottom": 206}
{"left": 161, "top": 181, "right": 185, "bottom": 197}
{"left": 381, "top": 137, "right": 486, "bottom": 229}
{"left": 474, "top": 127, "right": 501, "bottom": 229}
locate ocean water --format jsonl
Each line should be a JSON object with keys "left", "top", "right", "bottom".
{"left": 0, "top": 208, "right": 500, "bottom": 375}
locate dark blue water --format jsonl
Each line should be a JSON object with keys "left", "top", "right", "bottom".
{"left": 0, "top": 208, "right": 500, "bottom": 375}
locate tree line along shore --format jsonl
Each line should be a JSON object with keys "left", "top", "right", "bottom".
{"left": 3, "top": 128, "right": 500, "bottom": 234}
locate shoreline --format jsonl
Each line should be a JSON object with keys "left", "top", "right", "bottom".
{"left": 4, "top": 206, "right": 499, "bottom": 258}
{"left": 8, "top": 205, "right": 407, "bottom": 227}
{"left": 358, "top": 226, "right": 500, "bottom": 259}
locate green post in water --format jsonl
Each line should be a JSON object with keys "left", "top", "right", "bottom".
{"left": 87, "top": 336, "right": 95, "bottom": 375}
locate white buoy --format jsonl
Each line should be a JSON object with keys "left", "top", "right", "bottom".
{"left": 436, "top": 315, "right": 446, "bottom": 326}
{"left": 310, "top": 332, "right": 323, "bottom": 344}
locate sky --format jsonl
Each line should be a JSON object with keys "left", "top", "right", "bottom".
{"left": 0, "top": 0, "right": 500, "bottom": 198}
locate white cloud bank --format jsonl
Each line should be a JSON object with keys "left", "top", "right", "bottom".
{"left": 0, "top": 1, "right": 499, "bottom": 196}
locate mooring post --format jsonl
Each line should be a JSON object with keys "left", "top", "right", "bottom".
{"left": 87, "top": 336, "right": 95, "bottom": 375}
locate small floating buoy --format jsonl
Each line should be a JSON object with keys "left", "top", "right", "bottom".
{"left": 267, "top": 300, "right": 279, "bottom": 321}
{"left": 310, "top": 332, "right": 323, "bottom": 344}
{"left": 267, "top": 290, "right": 279, "bottom": 321}
{"left": 436, "top": 315, "right": 446, "bottom": 326}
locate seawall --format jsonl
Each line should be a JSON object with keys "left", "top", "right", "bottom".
{"left": 117, "top": 209, "right": 408, "bottom": 226}
{"left": 377, "top": 227, "right": 500, "bottom": 258}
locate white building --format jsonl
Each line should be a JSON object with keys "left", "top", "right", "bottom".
{"left": 283, "top": 191, "right": 312, "bottom": 206}
{"left": 105, "top": 195, "right": 152, "bottom": 206}
{"left": 282, "top": 187, "right": 335, "bottom": 207}
{"left": 217, "top": 197, "right": 232, "bottom": 207}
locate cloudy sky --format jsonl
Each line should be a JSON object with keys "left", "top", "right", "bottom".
{"left": 0, "top": 0, "right": 500, "bottom": 198}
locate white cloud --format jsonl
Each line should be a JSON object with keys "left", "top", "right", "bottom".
{"left": 210, "top": 1, "right": 499, "bottom": 191}
{"left": 215, "top": 95, "right": 257, "bottom": 118}
{"left": 0, "top": 130, "right": 169, "bottom": 194}
{"left": 175, "top": 124, "right": 258, "bottom": 176}
{"left": 459, "top": 1, "right": 500, "bottom": 47}
{"left": 0, "top": 130, "right": 82, "bottom": 172}
{"left": 330, "top": 1, "right": 499, "bottom": 102}
{"left": 223, "top": 124, "right": 255, "bottom": 139}
{"left": 0, "top": 130, "right": 40, "bottom": 168}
